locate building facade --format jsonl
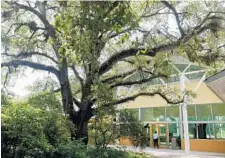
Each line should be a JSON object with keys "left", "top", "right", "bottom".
{"left": 118, "top": 57, "right": 225, "bottom": 153}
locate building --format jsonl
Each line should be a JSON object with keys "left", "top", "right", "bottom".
{"left": 118, "top": 56, "right": 225, "bottom": 153}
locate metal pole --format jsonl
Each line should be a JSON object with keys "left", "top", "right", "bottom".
{"left": 180, "top": 74, "right": 190, "bottom": 153}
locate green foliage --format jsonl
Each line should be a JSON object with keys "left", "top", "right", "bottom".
{"left": 149, "top": 52, "right": 174, "bottom": 79}
{"left": 27, "top": 91, "right": 62, "bottom": 113}
{"left": 2, "top": 103, "right": 51, "bottom": 157}
{"left": 54, "top": 1, "right": 139, "bottom": 67}
{"left": 119, "top": 110, "right": 148, "bottom": 148}
{"left": 1, "top": 103, "right": 71, "bottom": 158}
{"left": 2, "top": 1, "right": 225, "bottom": 157}
{"left": 1, "top": 93, "right": 11, "bottom": 107}
{"left": 91, "top": 81, "right": 115, "bottom": 106}
{"left": 89, "top": 96, "right": 117, "bottom": 151}
{"left": 1, "top": 101, "right": 147, "bottom": 158}
{"left": 89, "top": 103, "right": 147, "bottom": 157}
{"left": 53, "top": 140, "right": 88, "bottom": 158}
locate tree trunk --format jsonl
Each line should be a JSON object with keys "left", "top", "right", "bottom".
{"left": 58, "top": 57, "right": 95, "bottom": 145}
{"left": 73, "top": 104, "right": 93, "bottom": 145}
{"left": 76, "top": 115, "right": 89, "bottom": 145}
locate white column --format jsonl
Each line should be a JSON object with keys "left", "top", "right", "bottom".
{"left": 139, "top": 108, "right": 141, "bottom": 121}
{"left": 195, "top": 105, "right": 199, "bottom": 139}
{"left": 179, "top": 105, "right": 183, "bottom": 138}
{"left": 180, "top": 74, "right": 190, "bottom": 153}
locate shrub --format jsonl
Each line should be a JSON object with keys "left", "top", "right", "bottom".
{"left": 1, "top": 103, "right": 70, "bottom": 158}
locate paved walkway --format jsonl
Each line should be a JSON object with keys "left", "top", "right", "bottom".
{"left": 109, "top": 145, "right": 225, "bottom": 158}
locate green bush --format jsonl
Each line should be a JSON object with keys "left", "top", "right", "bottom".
{"left": 119, "top": 110, "right": 148, "bottom": 148}
{"left": 1, "top": 103, "right": 70, "bottom": 158}
{"left": 1, "top": 100, "right": 147, "bottom": 158}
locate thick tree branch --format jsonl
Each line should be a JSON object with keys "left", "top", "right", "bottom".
{"left": 99, "top": 25, "right": 209, "bottom": 75}
{"left": 1, "top": 60, "right": 59, "bottom": 79}
{"left": 218, "top": 44, "right": 225, "bottom": 49}
{"left": 162, "top": 1, "right": 185, "bottom": 37}
{"left": 6, "top": 2, "right": 56, "bottom": 39}
{"left": 105, "top": 92, "right": 183, "bottom": 107}
{"left": 2, "top": 51, "right": 58, "bottom": 64}
{"left": 101, "top": 69, "right": 137, "bottom": 83}
{"left": 110, "top": 74, "right": 165, "bottom": 88}
{"left": 196, "top": 11, "right": 225, "bottom": 30}
{"left": 8, "top": 2, "right": 50, "bottom": 28}
{"left": 141, "top": 11, "right": 187, "bottom": 18}
{"left": 6, "top": 22, "right": 45, "bottom": 35}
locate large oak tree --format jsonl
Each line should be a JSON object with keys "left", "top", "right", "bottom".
{"left": 1, "top": 1, "right": 225, "bottom": 144}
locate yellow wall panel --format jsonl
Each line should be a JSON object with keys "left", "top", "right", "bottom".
{"left": 121, "top": 81, "right": 222, "bottom": 109}
{"left": 119, "top": 137, "right": 133, "bottom": 146}
{"left": 181, "top": 139, "right": 225, "bottom": 153}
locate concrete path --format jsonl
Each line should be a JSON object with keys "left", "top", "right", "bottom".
{"left": 109, "top": 145, "right": 225, "bottom": 158}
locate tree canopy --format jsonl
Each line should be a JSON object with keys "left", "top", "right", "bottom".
{"left": 1, "top": 1, "right": 225, "bottom": 143}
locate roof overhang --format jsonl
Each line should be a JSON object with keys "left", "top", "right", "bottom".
{"left": 205, "top": 70, "right": 225, "bottom": 103}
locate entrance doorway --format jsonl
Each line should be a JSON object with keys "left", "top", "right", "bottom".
{"left": 149, "top": 123, "right": 169, "bottom": 148}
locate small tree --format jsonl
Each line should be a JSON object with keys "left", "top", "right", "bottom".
{"left": 119, "top": 110, "right": 148, "bottom": 148}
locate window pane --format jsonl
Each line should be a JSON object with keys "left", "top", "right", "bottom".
{"left": 206, "top": 123, "right": 215, "bottom": 139}
{"left": 140, "top": 107, "right": 154, "bottom": 121}
{"left": 196, "top": 104, "right": 212, "bottom": 121}
{"left": 212, "top": 104, "right": 225, "bottom": 121}
{"left": 189, "top": 123, "right": 215, "bottom": 139}
{"left": 188, "top": 124, "right": 197, "bottom": 139}
{"left": 153, "top": 107, "right": 165, "bottom": 121}
{"left": 168, "top": 123, "right": 180, "bottom": 137}
{"left": 215, "top": 123, "right": 225, "bottom": 139}
{"left": 166, "top": 106, "right": 179, "bottom": 122}
{"left": 187, "top": 105, "right": 196, "bottom": 121}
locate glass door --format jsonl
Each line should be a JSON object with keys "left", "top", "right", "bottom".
{"left": 159, "top": 124, "right": 169, "bottom": 147}
{"left": 150, "top": 123, "right": 169, "bottom": 148}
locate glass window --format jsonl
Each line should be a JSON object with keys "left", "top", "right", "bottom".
{"left": 215, "top": 123, "right": 225, "bottom": 139}
{"left": 189, "top": 123, "right": 215, "bottom": 139}
{"left": 166, "top": 106, "right": 179, "bottom": 122}
{"left": 188, "top": 123, "right": 197, "bottom": 139}
{"left": 140, "top": 107, "right": 154, "bottom": 121}
{"left": 206, "top": 123, "right": 215, "bottom": 139}
{"left": 168, "top": 75, "right": 180, "bottom": 83}
{"left": 168, "top": 123, "right": 180, "bottom": 138}
{"left": 212, "top": 104, "right": 225, "bottom": 121}
{"left": 175, "top": 64, "right": 187, "bottom": 72}
{"left": 153, "top": 107, "right": 165, "bottom": 121}
{"left": 196, "top": 104, "right": 212, "bottom": 121}
{"left": 187, "top": 105, "right": 196, "bottom": 121}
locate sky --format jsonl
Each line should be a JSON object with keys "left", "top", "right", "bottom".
{"left": 7, "top": 69, "right": 47, "bottom": 96}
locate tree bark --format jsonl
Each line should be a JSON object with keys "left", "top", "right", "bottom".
{"left": 76, "top": 110, "right": 89, "bottom": 145}
{"left": 58, "top": 57, "right": 94, "bottom": 145}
